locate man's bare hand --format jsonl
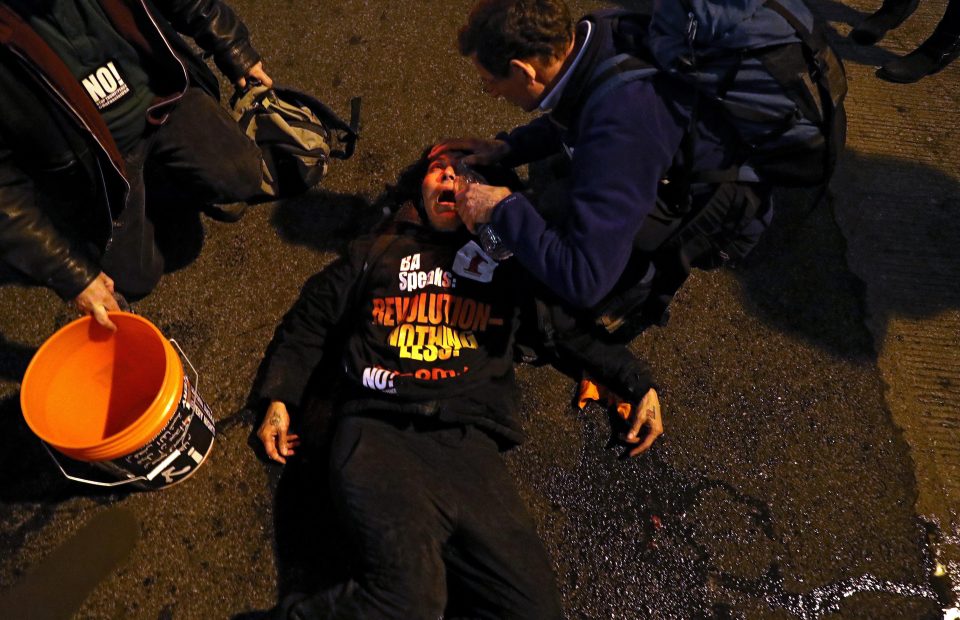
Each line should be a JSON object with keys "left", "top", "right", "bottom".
{"left": 430, "top": 138, "right": 510, "bottom": 167}
{"left": 455, "top": 183, "right": 513, "bottom": 233}
{"left": 74, "top": 272, "right": 119, "bottom": 331}
{"left": 257, "top": 401, "right": 301, "bottom": 464}
{"left": 620, "top": 388, "right": 663, "bottom": 457}
{"left": 236, "top": 61, "right": 273, "bottom": 89}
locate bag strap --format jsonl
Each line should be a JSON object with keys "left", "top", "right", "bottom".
{"left": 236, "top": 89, "right": 280, "bottom": 130}
{"left": 579, "top": 54, "right": 659, "bottom": 118}
{"left": 764, "top": 0, "right": 846, "bottom": 182}
{"left": 278, "top": 87, "right": 362, "bottom": 160}
{"left": 550, "top": 11, "right": 657, "bottom": 129}
{"left": 764, "top": 0, "right": 847, "bottom": 110}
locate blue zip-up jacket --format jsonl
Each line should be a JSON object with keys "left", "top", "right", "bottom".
{"left": 490, "top": 11, "right": 736, "bottom": 308}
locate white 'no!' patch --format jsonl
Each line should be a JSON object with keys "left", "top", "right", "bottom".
{"left": 81, "top": 60, "right": 130, "bottom": 110}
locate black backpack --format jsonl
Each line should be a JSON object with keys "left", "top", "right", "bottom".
{"left": 572, "top": 2, "right": 848, "bottom": 337}
{"left": 582, "top": 1, "right": 846, "bottom": 190}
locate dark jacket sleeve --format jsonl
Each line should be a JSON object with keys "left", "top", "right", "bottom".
{"left": 154, "top": 0, "right": 260, "bottom": 82}
{"left": 490, "top": 79, "right": 684, "bottom": 308}
{"left": 514, "top": 271, "right": 656, "bottom": 403}
{"left": 499, "top": 115, "right": 565, "bottom": 168}
{"left": 0, "top": 145, "right": 99, "bottom": 299}
{"left": 257, "top": 243, "right": 367, "bottom": 406}
{"left": 553, "top": 329, "right": 656, "bottom": 403}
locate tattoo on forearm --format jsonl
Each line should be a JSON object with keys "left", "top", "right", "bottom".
{"left": 271, "top": 413, "right": 282, "bottom": 428}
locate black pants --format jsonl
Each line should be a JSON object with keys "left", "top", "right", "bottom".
{"left": 101, "top": 87, "right": 262, "bottom": 297}
{"left": 292, "top": 415, "right": 562, "bottom": 620}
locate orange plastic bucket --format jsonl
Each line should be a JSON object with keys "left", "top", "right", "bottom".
{"left": 20, "top": 312, "right": 215, "bottom": 489}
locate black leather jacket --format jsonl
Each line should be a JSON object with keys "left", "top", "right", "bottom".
{"left": 0, "top": 0, "right": 260, "bottom": 299}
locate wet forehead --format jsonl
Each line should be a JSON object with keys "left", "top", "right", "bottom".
{"left": 428, "top": 153, "right": 456, "bottom": 168}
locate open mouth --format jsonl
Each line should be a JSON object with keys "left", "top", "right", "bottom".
{"left": 436, "top": 189, "right": 456, "bottom": 208}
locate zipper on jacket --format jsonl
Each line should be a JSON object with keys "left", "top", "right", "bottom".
{"left": 7, "top": 46, "right": 126, "bottom": 240}
{"left": 9, "top": 1, "right": 194, "bottom": 246}
{"left": 138, "top": 0, "right": 190, "bottom": 118}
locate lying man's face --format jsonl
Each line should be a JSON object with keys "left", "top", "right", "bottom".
{"left": 421, "top": 154, "right": 464, "bottom": 232}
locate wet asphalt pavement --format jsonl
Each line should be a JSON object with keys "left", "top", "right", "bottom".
{"left": 0, "top": 0, "right": 955, "bottom": 618}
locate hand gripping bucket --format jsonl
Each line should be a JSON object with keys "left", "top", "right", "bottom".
{"left": 20, "top": 313, "right": 216, "bottom": 490}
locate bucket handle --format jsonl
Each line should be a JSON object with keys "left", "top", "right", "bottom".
{"left": 169, "top": 339, "right": 200, "bottom": 410}
{"left": 41, "top": 441, "right": 145, "bottom": 487}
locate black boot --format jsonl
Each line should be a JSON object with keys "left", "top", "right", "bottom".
{"left": 878, "top": 0, "right": 960, "bottom": 82}
{"left": 850, "top": 0, "right": 921, "bottom": 45}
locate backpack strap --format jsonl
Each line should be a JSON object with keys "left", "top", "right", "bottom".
{"left": 550, "top": 11, "right": 657, "bottom": 129}
{"left": 579, "top": 54, "right": 659, "bottom": 116}
{"left": 277, "top": 87, "right": 362, "bottom": 160}
{"left": 763, "top": 0, "right": 847, "bottom": 181}
{"left": 764, "top": 0, "right": 823, "bottom": 52}
{"left": 764, "top": 0, "right": 846, "bottom": 108}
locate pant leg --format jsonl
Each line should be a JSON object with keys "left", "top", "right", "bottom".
{"left": 99, "top": 137, "right": 164, "bottom": 298}
{"left": 295, "top": 417, "right": 451, "bottom": 620}
{"left": 922, "top": 0, "right": 960, "bottom": 48}
{"left": 442, "top": 426, "right": 563, "bottom": 620}
{"left": 148, "top": 88, "right": 263, "bottom": 204}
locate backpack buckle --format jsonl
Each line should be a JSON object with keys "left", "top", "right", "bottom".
{"left": 681, "top": 12, "right": 699, "bottom": 70}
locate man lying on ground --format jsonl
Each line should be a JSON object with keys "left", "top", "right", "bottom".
{"left": 254, "top": 150, "right": 662, "bottom": 619}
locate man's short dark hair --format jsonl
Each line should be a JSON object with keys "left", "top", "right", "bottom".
{"left": 458, "top": 0, "right": 573, "bottom": 78}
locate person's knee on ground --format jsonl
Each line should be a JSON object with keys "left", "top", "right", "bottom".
{"left": 444, "top": 554, "right": 563, "bottom": 620}
{"left": 279, "top": 574, "right": 447, "bottom": 620}
{"left": 277, "top": 534, "right": 448, "bottom": 620}
{"left": 151, "top": 88, "right": 265, "bottom": 208}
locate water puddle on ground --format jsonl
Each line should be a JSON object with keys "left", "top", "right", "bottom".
{"left": 533, "top": 409, "right": 954, "bottom": 618}
{"left": 676, "top": 480, "right": 945, "bottom": 618}
{"left": 716, "top": 567, "right": 938, "bottom": 619}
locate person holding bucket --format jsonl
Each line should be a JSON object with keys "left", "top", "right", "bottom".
{"left": 0, "top": 0, "right": 272, "bottom": 331}
{"left": 254, "top": 150, "right": 663, "bottom": 619}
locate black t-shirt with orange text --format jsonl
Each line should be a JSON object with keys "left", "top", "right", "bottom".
{"left": 259, "top": 223, "right": 525, "bottom": 445}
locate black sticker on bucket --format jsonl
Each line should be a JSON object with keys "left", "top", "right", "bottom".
{"left": 96, "top": 374, "right": 215, "bottom": 490}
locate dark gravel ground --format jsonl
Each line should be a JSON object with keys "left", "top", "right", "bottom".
{"left": 0, "top": 1, "right": 951, "bottom": 618}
